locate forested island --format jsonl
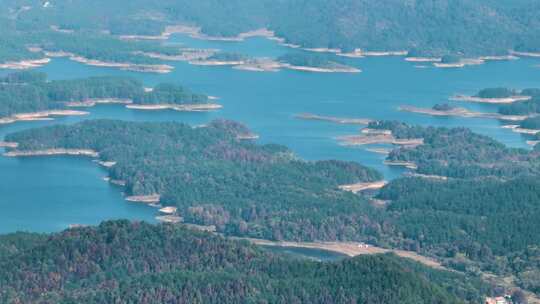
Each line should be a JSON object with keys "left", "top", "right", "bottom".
{"left": 0, "top": 220, "right": 492, "bottom": 303}
{"left": 0, "top": 72, "right": 217, "bottom": 123}
{"left": 278, "top": 53, "right": 360, "bottom": 73}
{"left": 4, "top": 118, "right": 540, "bottom": 299}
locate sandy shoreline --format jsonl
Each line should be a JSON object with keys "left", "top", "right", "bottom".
{"left": 451, "top": 95, "right": 531, "bottom": 104}
{"left": 0, "top": 142, "right": 19, "bottom": 148}
{"left": 296, "top": 113, "right": 372, "bottom": 125}
{"left": 510, "top": 50, "right": 540, "bottom": 58}
{"left": 65, "top": 98, "right": 133, "bottom": 107}
{"left": 433, "top": 58, "right": 485, "bottom": 68}
{"left": 502, "top": 125, "right": 540, "bottom": 135}
{"left": 284, "top": 64, "right": 361, "bottom": 73}
{"left": 143, "top": 25, "right": 276, "bottom": 42}
{"left": 337, "top": 133, "right": 423, "bottom": 147}
{"left": 134, "top": 49, "right": 217, "bottom": 62}
{"left": 339, "top": 181, "right": 388, "bottom": 193}
{"left": 232, "top": 59, "right": 283, "bottom": 72}
{"left": 405, "top": 57, "right": 442, "bottom": 62}
{"left": 365, "top": 148, "right": 392, "bottom": 155}
{"left": 243, "top": 238, "right": 445, "bottom": 269}
{"left": 44, "top": 51, "right": 173, "bottom": 73}
{"left": 0, "top": 110, "right": 89, "bottom": 125}
{"left": 125, "top": 194, "right": 161, "bottom": 204}
{"left": 126, "top": 103, "right": 222, "bottom": 112}
{"left": 4, "top": 148, "right": 99, "bottom": 158}
{"left": 0, "top": 58, "right": 51, "bottom": 70}
{"left": 399, "top": 105, "right": 528, "bottom": 121}
{"left": 383, "top": 160, "right": 418, "bottom": 170}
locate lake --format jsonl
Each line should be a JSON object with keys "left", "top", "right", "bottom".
{"left": 1, "top": 34, "right": 539, "bottom": 233}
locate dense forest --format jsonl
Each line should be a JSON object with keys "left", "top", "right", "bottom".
{"left": 498, "top": 88, "right": 540, "bottom": 117}
{"left": 0, "top": 220, "right": 490, "bottom": 303}
{"left": 6, "top": 119, "right": 540, "bottom": 297}
{"left": 278, "top": 53, "right": 350, "bottom": 69}
{"left": 369, "top": 121, "right": 540, "bottom": 295}
{"left": 0, "top": 72, "right": 208, "bottom": 118}
{"left": 382, "top": 124, "right": 539, "bottom": 179}
{"left": 1, "top": 0, "right": 540, "bottom": 64}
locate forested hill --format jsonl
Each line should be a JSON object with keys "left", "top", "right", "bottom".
{"left": 368, "top": 121, "right": 540, "bottom": 297}
{"left": 0, "top": 220, "right": 474, "bottom": 304}
{"left": 1, "top": 0, "right": 540, "bottom": 60}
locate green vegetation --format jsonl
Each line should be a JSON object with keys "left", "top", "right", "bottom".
{"left": 0, "top": 72, "right": 208, "bottom": 118}
{"left": 367, "top": 121, "right": 540, "bottom": 295}
{"left": 206, "top": 52, "right": 248, "bottom": 62}
{"left": 2, "top": 0, "right": 539, "bottom": 63}
{"left": 499, "top": 88, "right": 540, "bottom": 116}
{"left": 367, "top": 120, "right": 539, "bottom": 179}
{"left": 134, "top": 83, "right": 208, "bottom": 105}
{"left": 279, "top": 53, "right": 351, "bottom": 69}
{"left": 433, "top": 104, "right": 455, "bottom": 111}
{"left": 0, "top": 220, "right": 486, "bottom": 303}
{"left": 476, "top": 88, "right": 517, "bottom": 99}
{"left": 441, "top": 55, "right": 462, "bottom": 64}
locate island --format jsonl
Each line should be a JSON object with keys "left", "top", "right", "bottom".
{"left": 452, "top": 88, "right": 531, "bottom": 104}
{"left": 399, "top": 104, "right": 529, "bottom": 121}
{"left": 295, "top": 113, "right": 372, "bottom": 125}
{"left": 190, "top": 52, "right": 248, "bottom": 66}
{"left": 278, "top": 53, "right": 361, "bottom": 73}
{"left": 0, "top": 72, "right": 220, "bottom": 124}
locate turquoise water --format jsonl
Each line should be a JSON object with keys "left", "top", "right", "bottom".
{"left": 1, "top": 35, "right": 539, "bottom": 233}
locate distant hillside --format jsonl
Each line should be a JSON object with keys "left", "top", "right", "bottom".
{"left": 1, "top": 0, "right": 539, "bottom": 60}
{"left": 0, "top": 220, "right": 471, "bottom": 303}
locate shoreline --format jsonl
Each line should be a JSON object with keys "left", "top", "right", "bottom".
{"left": 509, "top": 50, "right": 540, "bottom": 58}
{"left": 0, "top": 58, "right": 51, "bottom": 70}
{"left": 433, "top": 58, "right": 485, "bottom": 68}
{"left": 44, "top": 51, "right": 173, "bottom": 73}
{"left": 338, "top": 180, "right": 388, "bottom": 193}
{"left": 125, "top": 194, "right": 161, "bottom": 204}
{"left": 450, "top": 94, "right": 531, "bottom": 104}
{"left": 337, "top": 132, "right": 423, "bottom": 147}
{"left": 143, "top": 25, "right": 276, "bottom": 42}
{"left": 4, "top": 148, "right": 99, "bottom": 158}
{"left": 296, "top": 113, "right": 372, "bottom": 125}
{"left": 126, "top": 103, "right": 222, "bottom": 112}
{"left": 65, "top": 98, "right": 133, "bottom": 107}
{"left": 232, "top": 59, "right": 283, "bottom": 72}
{"left": 0, "top": 101, "right": 221, "bottom": 126}
{"left": 399, "top": 105, "right": 529, "bottom": 121}
{"left": 383, "top": 160, "right": 418, "bottom": 170}
{"left": 242, "top": 238, "right": 445, "bottom": 270}
{"left": 134, "top": 49, "right": 217, "bottom": 62}
{"left": 501, "top": 125, "right": 540, "bottom": 135}
{"left": 0, "top": 142, "right": 19, "bottom": 148}
{"left": 283, "top": 64, "right": 361, "bottom": 73}
{"left": 365, "top": 148, "right": 392, "bottom": 155}
{"left": 0, "top": 110, "right": 89, "bottom": 125}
